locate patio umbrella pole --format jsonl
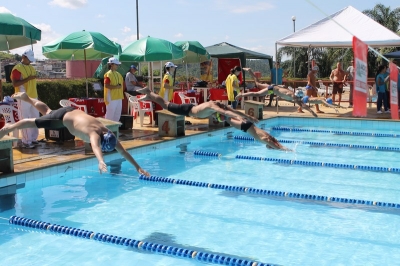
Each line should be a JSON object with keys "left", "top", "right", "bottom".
{"left": 84, "top": 49, "right": 88, "bottom": 98}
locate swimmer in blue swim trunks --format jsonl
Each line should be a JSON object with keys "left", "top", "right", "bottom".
{"left": 137, "top": 87, "right": 258, "bottom": 123}
{"left": 0, "top": 92, "right": 150, "bottom": 176}
{"left": 298, "top": 91, "right": 346, "bottom": 113}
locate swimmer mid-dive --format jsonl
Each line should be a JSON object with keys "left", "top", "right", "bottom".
{"left": 212, "top": 113, "right": 290, "bottom": 151}
{"left": 236, "top": 68, "right": 346, "bottom": 116}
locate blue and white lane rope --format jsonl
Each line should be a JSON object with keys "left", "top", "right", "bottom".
{"left": 192, "top": 149, "right": 400, "bottom": 173}
{"left": 234, "top": 155, "right": 400, "bottom": 173}
{"left": 234, "top": 136, "right": 400, "bottom": 152}
{"left": 139, "top": 175, "right": 400, "bottom": 209}
{"left": 8, "top": 216, "right": 275, "bottom": 266}
{"left": 272, "top": 126, "right": 399, "bottom": 138}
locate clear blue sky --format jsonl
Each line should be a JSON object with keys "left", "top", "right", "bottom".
{"left": 1, "top": 0, "right": 399, "bottom": 60}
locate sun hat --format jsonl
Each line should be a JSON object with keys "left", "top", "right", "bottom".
{"left": 108, "top": 57, "right": 121, "bottom": 65}
{"left": 302, "top": 96, "right": 309, "bottom": 104}
{"left": 130, "top": 65, "right": 137, "bottom": 70}
{"left": 165, "top": 62, "right": 178, "bottom": 68}
{"left": 22, "top": 49, "right": 35, "bottom": 62}
{"left": 101, "top": 131, "right": 117, "bottom": 152}
{"left": 312, "top": 66, "right": 319, "bottom": 71}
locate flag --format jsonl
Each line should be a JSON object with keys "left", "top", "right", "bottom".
{"left": 352, "top": 37, "right": 368, "bottom": 117}
{"left": 389, "top": 62, "right": 399, "bottom": 119}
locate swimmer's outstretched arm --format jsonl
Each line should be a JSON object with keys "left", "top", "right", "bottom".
{"left": 223, "top": 104, "right": 259, "bottom": 123}
{"left": 300, "top": 103, "right": 318, "bottom": 117}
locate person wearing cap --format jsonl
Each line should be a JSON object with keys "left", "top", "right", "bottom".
{"left": 125, "top": 65, "right": 144, "bottom": 96}
{"left": 11, "top": 49, "right": 39, "bottom": 149}
{"left": 0, "top": 92, "right": 150, "bottom": 176}
{"left": 330, "top": 61, "right": 346, "bottom": 105}
{"left": 344, "top": 59, "right": 354, "bottom": 108}
{"left": 303, "top": 65, "right": 324, "bottom": 114}
{"left": 158, "top": 62, "right": 178, "bottom": 101}
{"left": 104, "top": 57, "right": 124, "bottom": 122}
{"left": 226, "top": 66, "right": 242, "bottom": 109}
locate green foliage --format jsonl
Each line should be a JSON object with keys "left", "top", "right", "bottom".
{"left": 2, "top": 78, "right": 102, "bottom": 110}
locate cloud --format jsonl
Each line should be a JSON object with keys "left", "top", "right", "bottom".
{"left": 97, "top": 14, "right": 105, "bottom": 18}
{"left": 122, "top": 26, "right": 131, "bottom": 33}
{"left": 214, "top": 1, "right": 274, "bottom": 14}
{"left": 48, "top": 0, "right": 87, "bottom": 9}
{"left": 0, "top": 6, "right": 12, "bottom": 13}
{"left": 174, "top": 33, "right": 183, "bottom": 38}
{"left": 225, "top": 35, "right": 230, "bottom": 40}
{"left": 230, "top": 2, "right": 273, "bottom": 13}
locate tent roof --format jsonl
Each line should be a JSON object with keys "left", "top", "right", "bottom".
{"left": 383, "top": 50, "right": 400, "bottom": 59}
{"left": 277, "top": 6, "right": 400, "bottom": 48}
{"left": 205, "top": 42, "right": 273, "bottom": 68}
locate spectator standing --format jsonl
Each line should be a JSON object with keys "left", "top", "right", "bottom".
{"left": 159, "top": 62, "right": 178, "bottom": 101}
{"left": 11, "top": 49, "right": 39, "bottom": 148}
{"left": 104, "top": 57, "right": 124, "bottom": 122}
{"left": 226, "top": 66, "right": 241, "bottom": 109}
{"left": 330, "top": 61, "right": 346, "bottom": 105}
{"left": 269, "top": 62, "right": 283, "bottom": 107}
{"left": 125, "top": 65, "right": 144, "bottom": 96}
{"left": 375, "top": 64, "right": 390, "bottom": 114}
{"left": 344, "top": 59, "right": 354, "bottom": 108}
{"left": 304, "top": 66, "right": 324, "bottom": 113}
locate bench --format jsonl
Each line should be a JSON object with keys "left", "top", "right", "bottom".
{"left": 0, "top": 135, "right": 18, "bottom": 174}
{"left": 156, "top": 110, "right": 185, "bottom": 137}
{"left": 244, "top": 100, "right": 264, "bottom": 120}
{"left": 85, "top": 118, "right": 122, "bottom": 153}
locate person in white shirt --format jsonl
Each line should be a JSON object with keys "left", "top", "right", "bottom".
{"left": 125, "top": 65, "right": 144, "bottom": 96}
{"left": 344, "top": 59, "right": 354, "bottom": 108}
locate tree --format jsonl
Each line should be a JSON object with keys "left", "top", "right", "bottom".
{"left": 363, "top": 4, "right": 400, "bottom": 33}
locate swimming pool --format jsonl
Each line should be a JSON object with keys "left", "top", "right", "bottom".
{"left": 1, "top": 117, "right": 400, "bottom": 265}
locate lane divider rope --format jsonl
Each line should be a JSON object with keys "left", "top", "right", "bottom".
{"left": 235, "top": 155, "right": 400, "bottom": 173}
{"left": 271, "top": 126, "right": 398, "bottom": 138}
{"left": 139, "top": 175, "right": 400, "bottom": 209}
{"left": 234, "top": 136, "right": 400, "bottom": 151}
{"left": 8, "top": 216, "right": 274, "bottom": 266}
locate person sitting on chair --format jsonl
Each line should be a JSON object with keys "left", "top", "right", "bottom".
{"left": 0, "top": 92, "right": 150, "bottom": 176}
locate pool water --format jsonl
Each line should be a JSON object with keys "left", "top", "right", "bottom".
{"left": 1, "top": 117, "right": 400, "bottom": 265}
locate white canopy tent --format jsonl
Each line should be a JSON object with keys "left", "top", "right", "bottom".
{"left": 277, "top": 6, "right": 400, "bottom": 48}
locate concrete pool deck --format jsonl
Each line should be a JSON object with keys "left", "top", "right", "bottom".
{"left": 2, "top": 99, "right": 398, "bottom": 177}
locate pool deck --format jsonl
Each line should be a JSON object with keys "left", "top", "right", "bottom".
{"left": 2, "top": 99, "right": 398, "bottom": 177}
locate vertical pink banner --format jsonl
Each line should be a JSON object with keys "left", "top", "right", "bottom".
{"left": 352, "top": 36, "right": 368, "bottom": 117}
{"left": 389, "top": 62, "right": 399, "bottom": 119}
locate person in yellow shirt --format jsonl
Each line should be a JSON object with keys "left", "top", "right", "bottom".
{"left": 104, "top": 57, "right": 124, "bottom": 122}
{"left": 158, "top": 62, "right": 178, "bottom": 101}
{"left": 11, "top": 49, "right": 39, "bottom": 148}
{"left": 226, "top": 66, "right": 241, "bottom": 109}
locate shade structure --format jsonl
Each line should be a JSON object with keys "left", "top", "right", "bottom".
{"left": 383, "top": 50, "right": 400, "bottom": 59}
{"left": 42, "top": 30, "right": 121, "bottom": 97}
{"left": 0, "top": 12, "right": 41, "bottom": 51}
{"left": 119, "top": 36, "right": 184, "bottom": 62}
{"left": 173, "top": 41, "right": 210, "bottom": 64}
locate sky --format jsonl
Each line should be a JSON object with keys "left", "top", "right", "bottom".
{"left": 1, "top": 0, "right": 399, "bottom": 60}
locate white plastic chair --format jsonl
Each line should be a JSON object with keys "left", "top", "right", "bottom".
{"left": 124, "top": 92, "right": 132, "bottom": 115}
{"left": 178, "top": 92, "right": 198, "bottom": 105}
{"left": 0, "top": 105, "right": 20, "bottom": 144}
{"left": 59, "top": 99, "right": 88, "bottom": 113}
{"left": 129, "top": 97, "right": 155, "bottom": 127}
{"left": 317, "top": 80, "right": 332, "bottom": 96}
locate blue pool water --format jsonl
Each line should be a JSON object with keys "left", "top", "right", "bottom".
{"left": 1, "top": 117, "right": 400, "bottom": 265}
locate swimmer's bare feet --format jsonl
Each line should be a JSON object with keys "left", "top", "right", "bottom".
{"left": 0, "top": 124, "right": 12, "bottom": 139}
{"left": 11, "top": 92, "right": 29, "bottom": 101}
{"left": 136, "top": 87, "right": 151, "bottom": 95}
{"left": 138, "top": 94, "right": 152, "bottom": 101}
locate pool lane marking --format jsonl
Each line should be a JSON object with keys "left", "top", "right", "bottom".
{"left": 139, "top": 175, "right": 400, "bottom": 210}
{"left": 8, "top": 216, "right": 276, "bottom": 266}
{"left": 234, "top": 136, "right": 400, "bottom": 152}
{"left": 271, "top": 126, "right": 398, "bottom": 138}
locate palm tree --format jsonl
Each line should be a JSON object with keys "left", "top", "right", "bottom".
{"left": 363, "top": 4, "right": 400, "bottom": 33}
{"left": 363, "top": 4, "right": 400, "bottom": 75}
